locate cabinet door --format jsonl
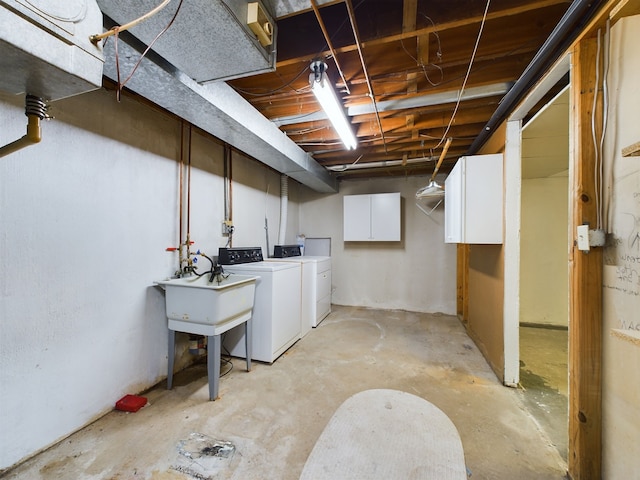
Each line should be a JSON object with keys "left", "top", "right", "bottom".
{"left": 465, "top": 155, "right": 503, "bottom": 243}
{"left": 444, "top": 161, "right": 464, "bottom": 243}
{"left": 371, "top": 192, "right": 401, "bottom": 241}
{"left": 444, "top": 154, "right": 503, "bottom": 244}
{"left": 344, "top": 194, "right": 372, "bottom": 241}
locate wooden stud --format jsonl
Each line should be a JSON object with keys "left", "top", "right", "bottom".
{"left": 402, "top": 0, "right": 417, "bottom": 33}
{"left": 568, "top": 36, "right": 603, "bottom": 480}
{"left": 457, "top": 243, "right": 469, "bottom": 321}
{"left": 610, "top": 0, "right": 640, "bottom": 23}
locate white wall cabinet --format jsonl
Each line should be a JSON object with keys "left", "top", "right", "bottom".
{"left": 444, "top": 154, "right": 503, "bottom": 244}
{"left": 344, "top": 192, "right": 401, "bottom": 241}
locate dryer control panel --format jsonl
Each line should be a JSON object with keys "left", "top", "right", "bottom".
{"left": 218, "top": 247, "right": 263, "bottom": 265}
{"left": 273, "top": 245, "right": 301, "bottom": 258}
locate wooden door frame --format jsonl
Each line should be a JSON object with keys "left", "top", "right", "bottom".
{"left": 505, "top": 47, "right": 603, "bottom": 478}
{"left": 456, "top": 4, "right": 627, "bottom": 476}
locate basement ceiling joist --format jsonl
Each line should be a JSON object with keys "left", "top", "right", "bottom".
{"left": 230, "top": 0, "right": 572, "bottom": 178}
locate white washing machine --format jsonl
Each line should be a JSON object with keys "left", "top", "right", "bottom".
{"left": 219, "top": 247, "right": 301, "bottom": 363}
{"left": 267, "top": 245, "right": 332, "bottom": 336}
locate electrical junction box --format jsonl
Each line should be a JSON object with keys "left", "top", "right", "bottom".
{"left": 576, "top": 226, "right": 605, "bottom": 251}
{"left": 589, "top": 228, "right": 606, "bottom": 247}
{"left": 222, "top": 220, "right": 233, "bottom": 235}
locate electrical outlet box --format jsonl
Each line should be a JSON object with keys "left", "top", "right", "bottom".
{"left": 589, "top": 228, "right": 606, "bottom": 247}
{"left": 222, "top": 220, "right": 233, "bottom": 235}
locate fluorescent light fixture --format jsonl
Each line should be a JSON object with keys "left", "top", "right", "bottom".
{"left": 309, "top": 60, "right": 357, "bottom": 150}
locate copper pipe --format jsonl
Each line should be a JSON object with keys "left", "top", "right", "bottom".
{"left": 343, "top": 0, "right": 386, "bottom": 152}
{"left": 0, "top": 95, "right": 46, "bottom": 158}
{"left": 90, "top": 0, "right": 171, "bottom": 44}
{"left": 186, "top": 124, "right": 192, "bottom": 262}
{"left": 0, "top": 115, "right": 41, "bottom": 158}
{"left": 178, "top": 121, "right": 185, "bottom": 272}
{"left": 310, "top": 0, "right": 350, "bottom": 94}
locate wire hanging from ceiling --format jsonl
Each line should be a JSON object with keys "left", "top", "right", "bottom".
{"left": 399, "top": 14, "right": 444, "bottom": 87}
{"left": 375, "top": 35, "right": 540, "bottom": 94}
{"left": 110, "top": 0, "right": 185, "bottom": 102}
{"left": 434, "top": 0, "right": 491, "bottom": 149}
{"left": 231, "top": 0, "right": 367, "bottom": 99}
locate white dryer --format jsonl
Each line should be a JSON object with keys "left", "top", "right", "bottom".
{"left": 218, "top": 247, "right": 301, "bottom": 363}
{"left": 267, "top": 245, "right": 332, "bottom": 335}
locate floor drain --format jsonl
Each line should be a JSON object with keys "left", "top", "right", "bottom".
{"left": 172, "top": 432, "right": 236, "bottom": 479}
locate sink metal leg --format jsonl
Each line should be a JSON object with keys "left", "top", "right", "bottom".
{"left": 208, "top": 335, "right": 221, "bottom": 401}
{"left": 167, "top": 329, "right": 175, "bottom": 390}
{"left": 245, "top": 318, "right": 252, "bottom": 372}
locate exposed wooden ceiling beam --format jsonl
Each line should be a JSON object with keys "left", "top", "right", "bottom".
{"left": 275, "top": 0, "right": 569, "bottom": 68}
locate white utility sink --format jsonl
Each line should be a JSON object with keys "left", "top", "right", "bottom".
{"left": 155, "top": 274, "right": 258, "bottom": 336}
{"left": 155, "top": 273, "right": 259, "bottom": 401}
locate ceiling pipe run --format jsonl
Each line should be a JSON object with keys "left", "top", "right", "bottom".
{"left": 467, "top": 0, "right": 606, "bottom": 155}
{"left": 274, "top": 82, "right": 511, "bottom": 127}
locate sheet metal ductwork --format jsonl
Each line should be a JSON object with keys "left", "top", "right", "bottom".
{"left": 0, "top": 0, "right": 104, "bottom": 100}
{"left": 96, "top": 0, "right": 336, "bottom": 193}
{"left": 101, "top": 30, "right": 337, "bottom": 192}
{"left": 96, "top": 0, "right": 277, "bottom": 83}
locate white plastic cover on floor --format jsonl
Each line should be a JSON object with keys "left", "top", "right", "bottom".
{"left": 300, "top": 389, "right": 467, "bottom": 480}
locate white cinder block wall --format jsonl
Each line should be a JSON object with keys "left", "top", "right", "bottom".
{"left": 0, "top": 89, "right": 299, "bottom": 471}
{"left": 0, "top": 89, "right": 180, "bottom": 469}
{"left": 300, "top": 177, "right": 457, "bottom": 314}
{"left": 601, "top": 15, "right": 640, "bottom": 480}
{"left": 1, "top": 87, "right": 454, "bottom": 471}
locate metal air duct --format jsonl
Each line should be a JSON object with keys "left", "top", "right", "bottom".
{"left": 0, "top": 0, "right": 104, "bottom": 100}
{"left": 96, "top": 0, "right": 276, "bottom": 83}
{"left": 101, "top": 30, "right": 337, "bottom": 193}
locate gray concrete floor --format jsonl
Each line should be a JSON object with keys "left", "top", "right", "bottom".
{"left": 519, "top": 326, "right": 569, "bottom": 462}
{"left": 3, "top": 306, "right": 567, "bottom": 479}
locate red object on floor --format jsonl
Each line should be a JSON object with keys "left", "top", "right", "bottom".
{"left": 115, "top": 394, "right": 147, "bottom": 412}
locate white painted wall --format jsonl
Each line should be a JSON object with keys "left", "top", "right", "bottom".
{"left": 0, "top": 88, "right": 299, "bottom": 471}
{"left": 231, "top": 159, "right": 301, "bottom": 255}
{"left": 0, "top": 89, "right": 178, "bottom": 470}
{"left": 520, "top": 176, "right": 569, "bottom": 326}
{"left": 601, "top": 14, "right": 640, "bottom": 479}
{"left": 299, "top": 176, "right": 457, "bottom": 314}
{"left": 0, "top": 85, "right": 453, "bottom": 471}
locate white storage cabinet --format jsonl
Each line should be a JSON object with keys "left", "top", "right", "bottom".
{"left": 444, "top": 154, "right": 503, "bottom": 244}
{"left": 343, "top": 192, "right": 401, "bottom": 241}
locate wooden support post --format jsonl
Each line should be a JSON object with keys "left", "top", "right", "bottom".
{"left": 457, "top": 243, "right": 469, "bottom": 322}
{"left": 568, "top": 36, "right": 603, "bottom": 480}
